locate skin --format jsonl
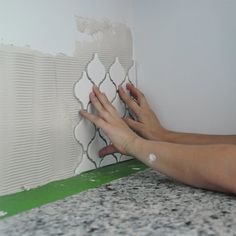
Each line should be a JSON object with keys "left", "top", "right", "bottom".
{"left": 80, "top": 84, "right": 236, "bottom": 194}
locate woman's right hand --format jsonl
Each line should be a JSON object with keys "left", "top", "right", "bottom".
{"left": 119, "top": 83, "right": 168, "bottom": 142}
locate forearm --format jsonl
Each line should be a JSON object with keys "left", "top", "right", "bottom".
{"left": 130, "top": 138, "right": 236, "bottom": 194}
{"left": 163, "top": 130, "right": 236, "bottom": 145}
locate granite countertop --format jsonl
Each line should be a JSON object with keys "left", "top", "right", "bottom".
{"left": 0, "top": 169, "right": 236, "bottom": 236}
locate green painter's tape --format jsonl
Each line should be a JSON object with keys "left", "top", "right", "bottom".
{"left": 0, "top": 160, "right": 147, "bottom": 219}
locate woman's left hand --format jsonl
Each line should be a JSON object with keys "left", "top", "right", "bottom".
{"left": 79, "top": 85, "right": 140, "bottom": 157}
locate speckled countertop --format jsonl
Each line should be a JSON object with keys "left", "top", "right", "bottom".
{"left": 0, "top": 169, "right": 236, "bottom": 236}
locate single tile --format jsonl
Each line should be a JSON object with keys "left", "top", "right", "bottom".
{"left": 87, "top": 131, "right": 106, "bottom": 168}
{"left": 74, "top": 72, "right": 93, "bottom": 110}
{"left": 98, "top": 51, "right": 115, "bottom": 73}
{"left": 99, "top": 73, "right": 117, "bottom": 102}
{"left": 87, "top": 54, "right": 106, "bottom": 86}
{"left": 109, "top": 57, "right": 126, "bottom": 86}
{"left": 74, "top": 117, "right": 96, "bottom": 151}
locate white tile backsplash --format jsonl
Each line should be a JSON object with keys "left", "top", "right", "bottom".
{"left": 74, "top": 54, "right": 135, "bottom": 171}
{"left": 87, "top": 54, "right": 106, "bottom": 86}
{"left": 109, "top": 58, "right": 126, "bottom": 86}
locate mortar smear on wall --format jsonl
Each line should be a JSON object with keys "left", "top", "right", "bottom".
{"left": 75, "top": 17, "right": 133, "bottom": 72}
{"left": 0, "top": 17, "right": 136, "bottom": 196}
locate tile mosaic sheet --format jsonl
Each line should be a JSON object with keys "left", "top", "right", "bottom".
{"left": 74, "top": 54, "right": 136, "bottom": 174}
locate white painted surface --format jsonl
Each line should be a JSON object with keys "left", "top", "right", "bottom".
{"left": 134, "top": 0, "right": 236, "bottom": 134}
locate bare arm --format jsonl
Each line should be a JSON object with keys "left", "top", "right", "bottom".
{"left": 164, "top": 131, "right": 236, "bottom": 145}
{"left": 80, "top": 85, "right": 236, "bottom": 194}
{"left": 120, "top": 83, "right": 236, "bottom": 145}
{"left": 130, "top": 139, "right": 236, "bottom": 194}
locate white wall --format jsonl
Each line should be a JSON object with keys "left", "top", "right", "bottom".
{"left": 134, "top": 0, "right": 236, "bottom": 134}
{"left": 1, "top": 0, "right": 236, "bottom": 135}
{"left": 0, "top": 0, "right": 134, "bottom": 55}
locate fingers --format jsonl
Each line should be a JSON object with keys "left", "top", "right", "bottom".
{"left": 118, "top": 85, "right": 141, "bottom": 116}
{"left": 126, "top": 83, "right": 141, "bottom": 104}
{"left": 89, "top": 92, "right": 104, "bottom": 112}
{"left": 89, "top": 92, "right": 111, "bottom": 121}
{"left": 123, "top": 117, "right": 144, "bottom": 134}
{"left": 80, "top": 110, "right": 109, "bottom": 131}
{"left": 99, "top": 144, "right": 117, "bottom": 157}
{"left": 126, "top": 83, "right": 148, "bottom": 107}
{"left": 93, "top": 85, "right": 116, "bottom": 114}
{"left": 81, "top": 110, "right": 121, "bottom": 156}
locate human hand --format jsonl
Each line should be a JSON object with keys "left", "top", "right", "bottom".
{"left": 119, "top": 83, "right": 167, "bottom": 141}
{"left": 79, "top": 85, "right": 140, "bottom": 157}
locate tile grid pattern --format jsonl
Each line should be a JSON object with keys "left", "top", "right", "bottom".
{"left": 74, "top": 53, "right": 136, "bottom": 174}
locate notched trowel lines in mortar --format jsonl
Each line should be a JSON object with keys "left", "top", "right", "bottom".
{"left": 0, "top": 17, "right": 136, "bottom": 196}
